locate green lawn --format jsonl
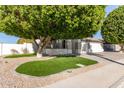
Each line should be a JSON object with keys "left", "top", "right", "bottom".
{"left": 16, "top": 57, "right": 97, "bottom": 76}
{"left": 4, "top": 53, "right": 35, "bottom": 58}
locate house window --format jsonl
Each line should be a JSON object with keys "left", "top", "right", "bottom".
{"left": 46, "top": 40, "right": 68, "bottom": 49}
{"left": 51, "top": 40, "right": 61, "bottom": 49}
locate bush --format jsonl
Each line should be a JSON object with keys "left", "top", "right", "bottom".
{"left": 56, "top": 54, "right": 76, "bottom": 57}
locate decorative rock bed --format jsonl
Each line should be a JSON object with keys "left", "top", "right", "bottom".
{"left": 0, "top": 56, "right": 104, "bottom": 88}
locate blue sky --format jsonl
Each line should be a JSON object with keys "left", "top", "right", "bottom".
{"left": 94, "top": 5, "right": 119, "bottom": 39}
{"left": 0, "top": 5, "right": 119, "bottom": 43}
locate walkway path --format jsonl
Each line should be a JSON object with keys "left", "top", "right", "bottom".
{"left": 46, "top": 52, "right": 124, "bottom": 88}
{"left": 46, "top": 63, "right": 124, "bottom": 88}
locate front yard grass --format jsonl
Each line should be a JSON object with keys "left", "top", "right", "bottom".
{"left": 4, "top": 53, "right": 35, "bottom": 58}
{"left": 16, "top": 57, "right": 97, "bottom": 76}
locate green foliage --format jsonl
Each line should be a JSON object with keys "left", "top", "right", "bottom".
{"left": 0, "top": 5, "right": 106, "bottom": 55}
{"left": 101, "top": 6, "right": 124, "bottom": 44}
{"left": 56, "top": 54, "right": 76, "bottom": 57}
{"left": 0, "top": 5, "right": 106, "bottom": 39}
{"left": 16, "top": 57, "right": 97, "bottom": 76}
{"left": 17, "top": 38, "right": 33, "bottom": 44}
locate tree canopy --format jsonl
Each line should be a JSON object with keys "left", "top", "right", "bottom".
{"left": 101, "top": 6, "right": 124, "bottom": 52}
{"left": 101, "top": 6, "right": 124, "bottom": 44}
{"left": 0, "top": 5, "right": 106, "bottom": 56}
{"left": 17, "top": 38, "right": 33, "bottom": 44}
{"left": 0, "top": 5, "right": 105, "bottom": 39}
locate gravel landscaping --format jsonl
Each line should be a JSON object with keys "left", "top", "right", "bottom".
{"left": 0, "top": 56, "right": 103, "bottom": 88}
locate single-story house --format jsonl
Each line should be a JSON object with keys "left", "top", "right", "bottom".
{"left": 41, "top": 38, "right": 104, "bottom": 56}
{"left": 1, "top": 38, "right": 121, "bottom": 56}
{"left": 1, "top": 38, "right": 104, "bottom": 56}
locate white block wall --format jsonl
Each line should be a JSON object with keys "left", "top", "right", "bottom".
{"left": 0, "top": 43, "right": 34, "bottom": 56}
{"left": 115, "top": 44, "right": 121, "bottom": 51}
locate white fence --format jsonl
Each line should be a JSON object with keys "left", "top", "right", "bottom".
{"left": 0, "top": 43, "right": 34, "bottom": 56}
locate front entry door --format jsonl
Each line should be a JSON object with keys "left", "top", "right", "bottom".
{"left": 72, "top": 40, "right": 78, "bottom": 54}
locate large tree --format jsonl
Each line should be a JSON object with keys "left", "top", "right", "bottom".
{"left": 101, "top": 6, "right": 124, "bottom": 52}
{"left": 0, "top": 5, "right": 105, "bottom": 57}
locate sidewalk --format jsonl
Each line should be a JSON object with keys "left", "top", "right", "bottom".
{"left": 46, "top": 63, "right": 124, "bottom": 88}
{"left": 46, "top": 53, "right": 124, "bottom": 88}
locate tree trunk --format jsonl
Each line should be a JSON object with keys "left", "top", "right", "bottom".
{"left": 33, "top": 36, "right": 51, "bottom": 58}
{"left": 36, "top": 52, "right": 43, "bottom": 58}
{"left": 119, "top": 44, "right": 124, "bottom": 53}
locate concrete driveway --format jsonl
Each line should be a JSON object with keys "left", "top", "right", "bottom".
{"left": 46, "top": 52, "right": 124, "bottom": 88}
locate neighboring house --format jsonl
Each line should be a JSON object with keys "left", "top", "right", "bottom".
{"left": 103, "top": 43, "right": 121, "bottom": 52}
{"left": 42, "top": 38, "right": 104, "bottom": 56}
